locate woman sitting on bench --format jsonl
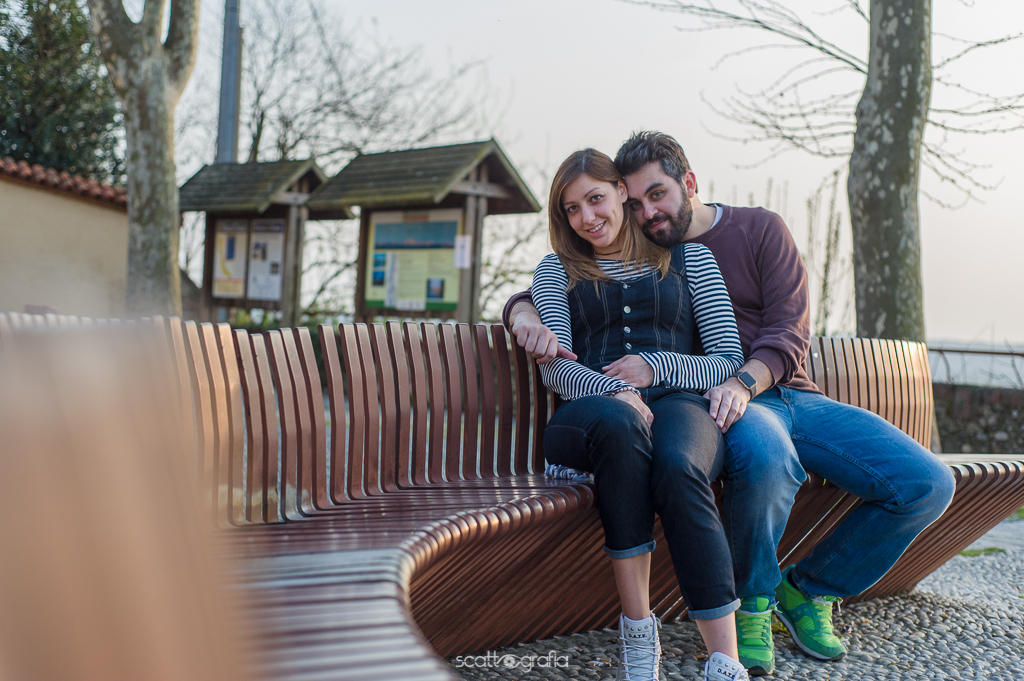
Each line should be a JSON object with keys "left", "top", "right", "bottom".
{"left": 533, "top": 148, "right": 748, "bottom": 681}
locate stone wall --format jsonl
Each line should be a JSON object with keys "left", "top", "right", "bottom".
{"left": 933, "top": 383, "right": 1024, "bottom": 455}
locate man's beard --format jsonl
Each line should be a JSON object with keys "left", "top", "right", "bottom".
{"left": 642, "top": 198, "right": 693, "bottom": 247}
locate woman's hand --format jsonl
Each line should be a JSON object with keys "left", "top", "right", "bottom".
{"left": 510, "top": 303, "right": 577, "bottom": 364}
{"left": 602, "top": 355, "right": 654, "bottom": 388}
{"left": 704, "top": 377, "right": 750, "bottom": 433}
{"left": 614, "top": 389, "right": 654, "bottom": 426}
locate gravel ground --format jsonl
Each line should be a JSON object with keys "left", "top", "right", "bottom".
{"left": 448, "top": 520, "right": 1024, "bottom": 680}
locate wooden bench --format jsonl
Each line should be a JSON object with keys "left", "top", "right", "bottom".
{"left": 2, "top": 312, "right": 1023, "bottom": 681}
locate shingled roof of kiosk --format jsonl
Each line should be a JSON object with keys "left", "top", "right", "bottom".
{"left": 306, "top": 139, "right": 540, "bottom": 214}
{"left": 179, "top": 158, "right": 352, "bottom": 219}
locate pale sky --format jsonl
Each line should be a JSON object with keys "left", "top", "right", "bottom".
{"left": 181, "top": 0, "right": 1024, "bottom": 344}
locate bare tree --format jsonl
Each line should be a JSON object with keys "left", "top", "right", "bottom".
{"left": 802, "top": 170, "right": 852, "bottom": 336}
{"left": 178, "top": 210, "right": 205, "bottom": 283}
{"left": 472, "top": 166, "right": 552, "bottom": 322}
{"left": 477, "top": 212, "right": 550, "bottom": 322}
{"left": 301, "top": 216, "right": 360, "bottom": 317}
{"left": 623, "top": 0, "right": 1024, "bottom": 341}
{"left": 87, "top": 0, "right": 200, "bottom": 316}
{"left": 168, "top": 0, "right": 496, "bottom": 319}
{"left": 240, "top": 0, "right": 490, "bottom": 167}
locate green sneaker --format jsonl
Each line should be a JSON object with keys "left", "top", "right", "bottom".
{"left": 735, "top": 596, "right": 775, "bottom": 676}
{"left": 774, "top": 565, "right": 848, "bottom": 661}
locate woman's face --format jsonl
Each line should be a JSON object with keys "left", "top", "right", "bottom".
{"left": 561, "top": 173, "right": 628, "bottom": 254}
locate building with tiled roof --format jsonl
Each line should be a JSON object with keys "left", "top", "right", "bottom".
{"left": 1, "top": 158, "right": 130, "bottom": 317}
{"left": 0, "top": 157, "right": 127, "bottom": 209}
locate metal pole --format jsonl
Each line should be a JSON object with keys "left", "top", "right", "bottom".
{"left": 215, "top": 0, "right": 242, "bottom": 164}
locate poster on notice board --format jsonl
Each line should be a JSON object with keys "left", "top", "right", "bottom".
{"left": 247, "top": 219, "right": 285, "bottom": 301}
{"left": 212, "top": 219, "right": 248, "bottom": 298}
{"left": 364, "top": 208, "right": 462, "bottom": 313}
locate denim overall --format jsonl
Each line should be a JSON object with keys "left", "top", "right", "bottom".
{"left": 544, "top": 245, "right": 739, "bottom": 619}
{"left": 567, "top": 244, "right": 694, "bottom": 385}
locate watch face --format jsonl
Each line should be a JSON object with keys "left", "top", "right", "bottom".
{"left": 738, "top": 373, "right": 755, "bottom": 389}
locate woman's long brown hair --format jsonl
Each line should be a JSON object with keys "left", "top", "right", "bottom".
{"left": 548, "top": 148, "right": 670, "bottom": 289}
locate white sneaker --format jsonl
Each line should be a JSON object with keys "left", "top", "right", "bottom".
{"left": 704, "top": 651, "right": 750, "bottom": 681}
{"left": 616, "top": 613, "right": 662, "bottom": 681}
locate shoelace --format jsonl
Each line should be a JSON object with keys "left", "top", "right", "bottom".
{"left": 737, "top": 608, "right": 773, "bottom": 642}
{"left": 809, "top": 595, "right": 843, "bottom": 634}
{"left": 619, "top": 641, "right": 659, "bottom": 680}
{"left": 619, "top": 619, "right": 661, "bottom": 681}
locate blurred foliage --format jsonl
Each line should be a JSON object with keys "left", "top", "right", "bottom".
{"left": 959, "top": 547, "right": 1006, "bottom": 558}
{"left": 0, "top": 0, "right": 124, "bottom": 184}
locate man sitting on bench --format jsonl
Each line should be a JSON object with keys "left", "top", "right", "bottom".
{"left": 503, "top": 131, "right": 955, "bottom": 677}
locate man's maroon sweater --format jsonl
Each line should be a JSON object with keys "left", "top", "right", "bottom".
{"left": 503, "top": 204, "right": 821, "bottom": 393}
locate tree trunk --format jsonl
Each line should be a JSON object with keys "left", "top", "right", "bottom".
{"left": 121, "top": 59, "right": 182, "bottom": 317}
{"left": 848, "top": 0, "right": 931, "bottom": 342}
{"left": 87, "top": 0, "right": 199, "bottom": 318}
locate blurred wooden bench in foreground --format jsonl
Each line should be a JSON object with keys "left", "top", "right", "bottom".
{"left": 1, "top": 313, "right": 1022, "bottom": 681}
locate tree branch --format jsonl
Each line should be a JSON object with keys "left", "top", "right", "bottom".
{"left": 933, "top": 32, "right": 1024, "bottom": 69}
{"left": 140, "top": 0, "right": 165, "bottom": 38}
{"left": 620, "top": 0, "right": 1023, "bottom": 206}
{"left": 623, "top": 0, "right": 868, "bottom": 73}
{"left": 85, "top": 0, "right": 133, "bottom": 66}
{"left": 304, "top": 260, "right": 356, "bottom": 312}
{"left": 164, "top": 0, "right": 200, "bottom": 99}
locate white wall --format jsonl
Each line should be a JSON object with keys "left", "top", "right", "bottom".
{"left": 0, "top": 179, "right": 128, "bottom": 317}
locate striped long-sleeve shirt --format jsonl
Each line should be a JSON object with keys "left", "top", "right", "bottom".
{"left": 532, "top": 244, "right": 744, "bottom": 401}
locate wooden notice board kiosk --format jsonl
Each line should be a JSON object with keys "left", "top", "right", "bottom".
{"left": 178, "top": 159, "right": 352, "bottom": 325}
{"left": 306, "top": 139, "right": 540, "bottom": 324}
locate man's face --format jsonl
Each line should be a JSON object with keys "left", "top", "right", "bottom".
{"left": 623, "top": 162, "right": 694, "bottom": 247}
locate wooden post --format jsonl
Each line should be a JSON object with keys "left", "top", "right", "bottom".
{"left": 293, "top": 204, "right": 308, "bottom": 322}
{"left": 201, "top": 212, "right": 217, "bottom": 319}
{"left": 281, "top": 203, "right": 301, "bottom": 326}
{"left": 469, "top": 165, "right": 488, "bottom": 325}
{"left": 353, "top": 208, "right": 371, "bottom": 323}
{"left": 457, "top": 168, "right": 479, "bottom": 323}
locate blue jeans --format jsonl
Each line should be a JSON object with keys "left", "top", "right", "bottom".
{"left": 724, "top": 386, "right": 956, "bottom": 599}
{"left": 545, "top": 389, "right": 739, "bottom": 620}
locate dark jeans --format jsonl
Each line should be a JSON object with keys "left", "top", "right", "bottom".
{"left": 544, "top": 388, "right": 739, "bottom": 619}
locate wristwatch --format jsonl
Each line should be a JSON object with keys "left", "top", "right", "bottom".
{"left": 733, "top": 370, "right": 757, "bottom": 398}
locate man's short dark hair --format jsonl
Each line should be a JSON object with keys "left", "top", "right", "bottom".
{"left": 614, "top": 131, "right": 698, "bottom": 194}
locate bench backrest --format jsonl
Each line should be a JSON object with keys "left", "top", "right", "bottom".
{"left": 156, "top": 319, "right": 552, "bottom": 527}
{"left": 806, "top": 336, "right": 933, "bottom": 448}
{"left": 0, "top": 313, "right": 934, "bottom": 527}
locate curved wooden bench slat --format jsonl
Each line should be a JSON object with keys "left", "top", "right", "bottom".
{"left": 254, "top": 333, "right": 285, "bottom": 521}
{"left": 439, "top": 323, "right": 464, "bottom": 483}
{"left": 474, "top": 325, "right": 498, "bottom": 479}
{"left": 266, "top": 330, "right": 305, "bottom": 521}
{"left": 369, "top": 323, "right": 401, "bottom": 493}
{"left": 420, "top": 323, "right": 448, "bottom": 484}
{"left": 338, "top": 324, "right": 369, "bottom": 500}
{"left": 492, "top": 326, "right": 515, "bottom": 478}
{"left": 235, "top": 329, "right": 268, "bottom": 522}
{"left": 183, "top": 321, "right": 217, "bottom": 521}
{"left": 511, "top": 332, "right": 532, "bottom": 476}
{"left": 402, "top": 322, "right": 431, "bottom": 487}
{"left": 456, "top": 324, "right": 481, "bottom": 481}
